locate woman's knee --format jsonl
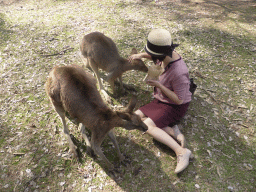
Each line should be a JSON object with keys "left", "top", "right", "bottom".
{"left": 143, "top": 117, "right": 158, "bottom": 128}
{"left": 135, "top": 109, "right": 145, "bottom": 119}
{"left": 162, "top": 126, "right": 175, "bottom": 136}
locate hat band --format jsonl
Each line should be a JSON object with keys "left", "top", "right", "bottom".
{"left": 146, "top": 40, "right": 171, "bottom": 55}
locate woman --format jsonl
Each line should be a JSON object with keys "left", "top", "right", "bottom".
{"left": 129, "top": 29, "right": 192, "bottom": 174}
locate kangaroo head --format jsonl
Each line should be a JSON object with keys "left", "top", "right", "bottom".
{"left": 116, "top": 96, "right": 148, "bottom": 132}
{"left": 129, "top": 48, "right": 148, "bottom": 72}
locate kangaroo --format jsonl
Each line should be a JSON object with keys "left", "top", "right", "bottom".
{"left": 80, "top": 31, "right": 148, "bottom": 97}
{"left": 45, "top": 64, "right": 148, "bottom": 171}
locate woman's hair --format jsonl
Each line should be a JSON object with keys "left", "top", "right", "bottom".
{"left": 151, "top": 55, "right": 166, "bottom": 64}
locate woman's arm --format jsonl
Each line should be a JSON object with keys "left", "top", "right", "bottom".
{"left": 146, "top": 80, "right": 184, "bottom": 105}
{"left": 129, "top": 52, "right": 152, "bottom": 61}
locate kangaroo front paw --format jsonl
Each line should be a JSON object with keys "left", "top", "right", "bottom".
{"left": 121, "top": 159, "right": 132, "bottom": 167}
{"left": 108, "top": 167, "right": 121, "bottom": 178}
{"left": 69, "top": 147, "right": 78, "bottom": 158}
{"left": 120, "top": 154, "right": 132, "bottom": 167}
{"left": 119, "top": 154, "right": 125, "bottom": 162}
{"left": 123, "top": 83, "right": 136, "bottom": 91}
{"left": 86, "top": 146, "right": 95, "bottom": 157}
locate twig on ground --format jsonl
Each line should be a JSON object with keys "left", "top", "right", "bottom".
{"left": 216, "top": 165, "right": 222, "bottom": 179}
{"left": 201, "top": 88, "right": 217, "bottom": 103}
{"left": 200, "top": 88, "right": 237, "bottom": 109}
{"left": 39, "top": 47, "right": 74, "bottom": 57}
{"left": 237, "top": 123, "right": 249, "bottom": 128}
{"left": 194, "top": 71, "right": 206, "bottom": 79}
{"left": 13, "top": 153, "right": 25, "bottom": 156}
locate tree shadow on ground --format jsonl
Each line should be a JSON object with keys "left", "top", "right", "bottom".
{"left": 1, "top": 0, "right": 255, "bottom": 191}
{"left": 0, "top": 12, "right": 14, "bottom": 48}
{"left": 0, "top": 105, "right": 177, "bottom": 192}
{"left": 87, "top": 135, "right": 179, "bottom": 192}
{"left": 0, "top": 122, "right": 77, "bottom": 191}
{"left": 175, "top": 93, "right": 256, "bottom": 190}
{"left": 2, "top": 89, "right": 254, "bottom": 191}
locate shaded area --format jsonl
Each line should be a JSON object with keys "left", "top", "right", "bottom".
{"left": 0, "top": 0, "right": 255, "bottom": 191}
{"left": 0, "top": 12, "right": 13, "bottom": 48}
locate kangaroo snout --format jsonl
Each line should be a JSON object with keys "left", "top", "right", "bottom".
{"left": 141, "top": 123, "right": 148, "bottom": 133}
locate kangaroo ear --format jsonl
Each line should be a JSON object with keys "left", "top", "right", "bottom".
{"left": 130, "top": 48, "right": 138, "bottom": 55}
{"left": 116, "top": 111, "right": 131, "bottom": 120}
{"left": 125, "top": 95, "right": 137, "bottom": 113}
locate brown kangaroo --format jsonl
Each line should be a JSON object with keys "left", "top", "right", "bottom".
{"left": 45, "top": 64, "right": 148, "bottom": 171}
{"left": 80, "top": 31, "right": 148, "bottom": 97}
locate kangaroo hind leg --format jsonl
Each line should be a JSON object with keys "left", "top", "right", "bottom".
{"left": 80, "top": 123, "right": 94, "bottom": 156}
{"left": 108, "top": 130, "right": 125, "bottom": 162}
{"left": 54, "top": 105, "right": 78, "bottom": 158}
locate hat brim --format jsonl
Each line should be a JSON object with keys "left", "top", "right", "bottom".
{"left": 145, "top": 44, "right": 165, "bottom": 57}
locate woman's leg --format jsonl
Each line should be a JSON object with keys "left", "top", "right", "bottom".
{"left": 143, "top": 117, "right": 191, "bottom": 173}
{"left": 135, "top": 109, "right": 147, "bottom": 121}
{"left": 162, "top": 125, "right": 186, "bottom": 148}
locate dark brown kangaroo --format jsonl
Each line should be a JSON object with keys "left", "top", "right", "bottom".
{"left": 45, "top": 64, "right": 148, "bottom": 170}
{"left": 80, "top": 31, "right": 148, "bottom": 96}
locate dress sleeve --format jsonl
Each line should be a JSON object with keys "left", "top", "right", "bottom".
{"left": 172, "top": 74, "right": 190, "bottom": 101}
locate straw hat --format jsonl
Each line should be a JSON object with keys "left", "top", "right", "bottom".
{"left": 145, "top": 29, "right": 173, "bottom": 57}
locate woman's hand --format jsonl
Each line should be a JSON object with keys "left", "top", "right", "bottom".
{"left": 146, "top": 80, "right": 183, "bottom": 105}
{"left": 128, "top": 52, "right": 152, "bottom": 63}
{"left": 128, "top": 54, "right": 142, "bottom": 63}
{"left": 146, "top": 80, "right": 161, "bottom": 87}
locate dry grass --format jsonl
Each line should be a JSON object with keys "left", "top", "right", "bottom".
{"left": 0, "top": 0, "right": 255, "bottom": 191}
